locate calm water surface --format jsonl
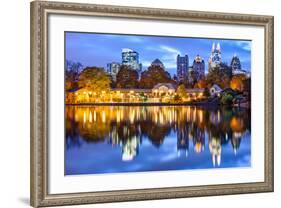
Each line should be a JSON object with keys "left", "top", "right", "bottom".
{"left": 65, "top": 105, "right": 251, "bottom": 175}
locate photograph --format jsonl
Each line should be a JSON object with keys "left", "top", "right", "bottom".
{"left": 64, "top": 32, "right": 252, "bottom": 175}
{"left": 30, "top": 1, "right": 274, "bottom": 206}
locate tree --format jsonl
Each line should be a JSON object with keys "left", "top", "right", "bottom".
{"left": 65, "top": 73, "right": 74, "bottom": 91}
{"left": 139, "top": 92, "right": 148, "bottom": 102}
{"left": 116, "top": 65, "right": 139, "bottom": 88}
{"left": 173, "top": 74, "right": 178, "bottom": 82}
{"left": 139, "top": 65, "right": 175, "bottom": 89}
{"left": 243, "top": 77, "right": 251, "bottom": 101}
{"left": 244, "top": 77, "right": 251, "bottom": 91}
{"left": 206, "top": 63, "right": 232, "bottom": 89}
{"left": 230, "top": 74, "right": 247, "bottom": 91}
{"left": 65, "top": 68, "right": 79, "bottom": 91}
{"left": 203, "top": 88, "right": 210, "bottom": 97}
{"left": 176, "top": 84, "right": 187, "bottom": 99}
{"left": 78, "top": 67, "right": 111, "bottom": 92}
{"left": 173, "top": 94, "right": 182, "bottom": 102}
{"left": 194, "top": 79, "right": 207, "bottom": 89}
{"left": 220, "top": 93, "right": 234, "bottom": 105}
{"left": 187, "top": 70, "right": 199, "bottom": 87}
{"left": 66, "top": 60, "right": 83, "bottom": 73}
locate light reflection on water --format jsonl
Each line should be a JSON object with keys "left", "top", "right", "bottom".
{"left": 65, "top": 105, "right": 251, "bottom": 175}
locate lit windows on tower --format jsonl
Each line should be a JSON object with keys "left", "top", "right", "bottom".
{"left": 107, "top": 62, "right": 121, "bottom": 81}
{"left": 177, "top": 54, "right": 189, "bottom": 83}
{"left": 121, "top": 48, "right": 142, "bottom": 75}
{"left": 192, "top": 54, "right": 205, "bottom": 80}
{"left": 230, "top": 54, "right": 242, "bottom": 72}
{"left": 208, "top": 43, "right": 222, "bottom": 71}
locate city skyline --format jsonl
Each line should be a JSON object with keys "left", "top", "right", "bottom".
{"left": 65, "top": 32, "right": 252, "bottom": 175}
{"left": 65, "top": 32, "right": 251, "bottom": 76}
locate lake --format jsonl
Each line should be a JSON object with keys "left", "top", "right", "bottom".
{"left": 65, "top": 105, "right": 251, "bottom": 175}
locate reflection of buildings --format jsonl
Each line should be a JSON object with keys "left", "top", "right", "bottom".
{"left": 177, "top": 54, "right": 189, "bottom": 82}
{"left": 122, "top": 136, "right": 140, "bottom": 161}
{"left": 65, "top": 105, "right": 250, "bottom": 163}
{"left": 122, "top": 48, "right": 142, "bottom": 75}
{"left": 209, "top": 110, "right": 222, "bottom": 125}
{"left": 107, "top": 62, "right": 121, "bottom": 81}
{"left": 230, "top": 116, "right": 246, "bottom": 154}
{"left": 231, "top": 136, "right": 241, "bottom": 155}
{"left": 193, "top": 129, "right": 205, "bottom": 153}
{"left": 209, "top": 137, "right": 222, "bottom": 167}
{"left": 177, "top": 125, "right": 189, "bottom": 157}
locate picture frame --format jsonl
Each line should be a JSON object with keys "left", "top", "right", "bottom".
{"left": 30, "top": 1, "right": 274, "bottom": 207}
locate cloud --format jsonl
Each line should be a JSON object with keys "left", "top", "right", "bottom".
{"left": 89, "top": 34, "right": 144, "bottom": 44}
{"left": 142, "top": 60, "right": 152, "bottom": 67}
{"left": 145, "top": 45, "right": 181, "bottom": 54}
{"left": 159, "top": 45, "right": 181, "bottom": 69}
{"left": 144, "top": 45, "right": 181, "bottom": 69}
{"left": 161, "top": 56, "right": 177, "bottom": 68}
{"left": 126, "top": 36, "right": 144, "bottom": 43}
{"left": 159, "top": 45, "right": 181, "bottom": 54}
{"left": 234, "top": 41, "right": 252, "bottom": 52}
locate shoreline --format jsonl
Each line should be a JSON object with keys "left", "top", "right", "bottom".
{"left": 66, "top": 102, "right": 208, "bottom": 106}
{"left": 65, "top": 101, "right": 250, "bottom": 108}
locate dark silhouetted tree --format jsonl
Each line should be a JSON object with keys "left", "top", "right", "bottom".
{"left": 139, "top": 65, "right": 175, "bottom": 89}
{"left": 206, "top": 63, "right": 232, "bottom": 89}
{"left": 116, "top": 65, "right": 139, "bottom": 88}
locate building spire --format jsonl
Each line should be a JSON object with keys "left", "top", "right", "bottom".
{"left": 216, "top": 43, "right": 221, "bottom": 51}
{"left": 212, "top": 43, "right": 215, "bottom": 52}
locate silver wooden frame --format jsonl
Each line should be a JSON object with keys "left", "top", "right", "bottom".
{"left": 30, "top": 1, "right": 274, "bottom": 207}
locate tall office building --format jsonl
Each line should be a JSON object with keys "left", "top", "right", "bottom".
{"left": 151, "top": 58, "right": 165, "bottom": 69}
{"left": 208, "top": 43, "right": 222, "bottom": 71}
{"left": 230, "top": 54, "right": 249, "bottom": 76}
{"left": 192, "top": 55, "right": 205, "bottom": 80}
{"left": 177, "top": 54, "right": 189, "bottom": 82}
{"left": 107, "top": 62, "right": 121, "bottom": 81}
{"left": 121, "top": 48, "right": 142, "bottom": 75}
{"left": 230, "top": 54, "right": 242, "bottom": 72}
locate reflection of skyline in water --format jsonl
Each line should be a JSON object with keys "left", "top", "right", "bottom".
{"left": 65, "top": 106, "right": 251, "bottom": 175}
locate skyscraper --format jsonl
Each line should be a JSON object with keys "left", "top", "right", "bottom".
{"left": 107, "top": 62, "right": 121, "bottom": 81}
{"left": 208, "top": 43, "right": 222, "bottom": 71}
{"left": 121, "top": 48, "right": 142, "bottom": 75}
{"left": 151, "top": 58, "right": 165, "bottom": 69}
{"left": 177, "top": 54, "right": 189, "bottom": 83}
{"left": 192, "top": 55, "right": 205, "bottom": 80}
{"left": 230, "top": 54, "right": 242, "bottom": 72}
{"left": 230, "top": 54, "right": 249, "bottom": 77}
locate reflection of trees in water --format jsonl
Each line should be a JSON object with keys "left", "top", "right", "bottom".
{"left": 65, "top": 107, "right": 82, "bottom": 149}
{"left": 206, "top": 107, "right": 251, "bottom": 165}
{"left": 140, "top": 120, "right": 171, "bottom": 148}
{"left": 65, "top": 106, "right": 250, "bottom": 160}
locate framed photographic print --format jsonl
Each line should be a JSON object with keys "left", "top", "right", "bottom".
{"left": 30, "top": 1, "right": 274, "bottom": 207}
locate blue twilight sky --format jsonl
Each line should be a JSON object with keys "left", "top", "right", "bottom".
{"left": 65, "top": 32, "right": 251, "bottom": 76}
